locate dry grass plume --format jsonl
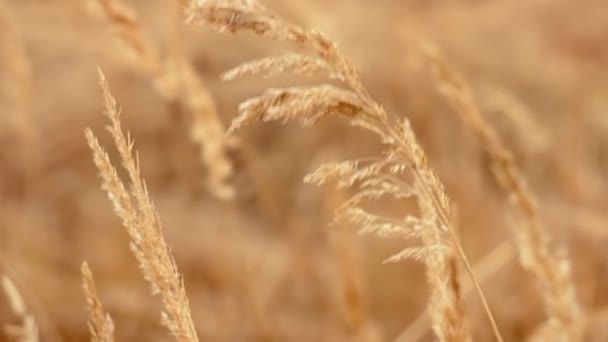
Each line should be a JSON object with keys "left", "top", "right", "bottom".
{"left": 85, "top": 70, "right": 198, "bottom": 341}
{"left": 81, "top": 262, "right": 115, "bottom": 342}
{"left": 187, "top": 1, "right": 503, "bottom": 340}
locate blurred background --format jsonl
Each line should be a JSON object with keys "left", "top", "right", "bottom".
{"left": 1, "top": 0, "right": 608, "bottom": 341}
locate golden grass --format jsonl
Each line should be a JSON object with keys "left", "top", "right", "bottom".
{"left": 187, "top": 1, "right": 502, "bottom": 340}
{"left": 1, "top": 0, "right": 608, "bottom": 341}
{"left": 81, "top": 262, "right": 114, "bottom": 342}
{"left": 85, "top": 70, "right": 198, "bottom": 341}
{"left": 423, "top": 43, "right": 583, "bottom": 340}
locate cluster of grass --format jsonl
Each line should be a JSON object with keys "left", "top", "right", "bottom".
{"left": 1, "top": 0, "right": 607, "bottom": 341}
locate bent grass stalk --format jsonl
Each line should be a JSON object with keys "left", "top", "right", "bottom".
{"left": 187, "top": 1, "right": 502, "bottom": 341}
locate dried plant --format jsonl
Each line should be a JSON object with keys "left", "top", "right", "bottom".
{"left": 94, "top": 0, "right": 234, "bottom": 199}
{"left": 1, "top": 275, "right": 39, "bottom": 342}
{"left": 85, "top": 70, "right": 198, "bottom": 342}
{"left": 423, "top": 44, "right": 582, "bottom": 341}
{"left": 187, "top": 1, "right": 502, "bottom": 341}
{"left": 81, "top": 262, "right": 115, "bottom": 342}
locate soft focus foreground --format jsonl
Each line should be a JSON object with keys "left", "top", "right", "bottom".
{"left": 1, "top": 0, "right": 608, "bottom": 341}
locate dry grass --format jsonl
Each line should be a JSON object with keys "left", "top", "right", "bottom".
{"left": 1, "top": 0, "right": 608, "bottom": 341}
{"left": 187, "top": 1, "right": 503, "bottom": 340}
{"left": 85, "top": 70, "right": 198, "bottom": 341}
{"left": 81, "top": 262, "right": 115, "bottom": 342}
{"left": 423, "top": 43, "right": 583, "bottom": 340}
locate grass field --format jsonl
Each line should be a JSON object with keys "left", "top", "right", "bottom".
{"left": 1, "top": 0, "right": 608, "bottom": 341}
